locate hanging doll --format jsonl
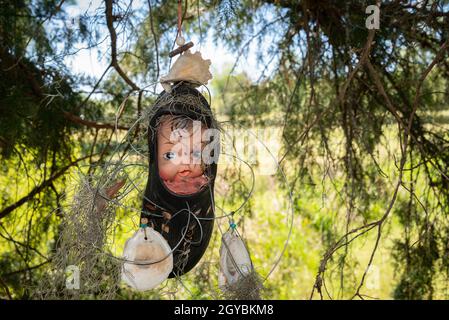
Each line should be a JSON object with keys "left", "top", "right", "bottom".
{"left": 121, "top": 10, "right": 257, "bottom": 291}
{"left": 141, "top": 81, "right": 220, "bottom": 278}
{"left": 121, "top": 45, "right": 220, "bottom": 290}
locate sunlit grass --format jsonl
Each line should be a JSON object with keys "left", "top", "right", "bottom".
{"left": 1, "top": 119, "right": 449, "bottom": 299}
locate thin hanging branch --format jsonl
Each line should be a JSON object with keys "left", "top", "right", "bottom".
{"left": 0, "top": 277, "right": 12, "bottom": 300}
{"left": 105, "top": 0, "right": 140, "bottom": 91}
{"left": 147, "top": 0, "right": 160, "bottom": 80}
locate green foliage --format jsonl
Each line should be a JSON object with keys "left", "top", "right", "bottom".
{"left": 1, "top": 0, "right": 449, "bottom": 300}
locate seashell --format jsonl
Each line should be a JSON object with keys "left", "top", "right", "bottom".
{"left": 161, "top": 50, "right": 212, "bottom": 92}
{"left": 218, "top": 230, "right": 253, "bottom": 288}
{"left": 121, "top": 227, "right": 173, "bottom": 291}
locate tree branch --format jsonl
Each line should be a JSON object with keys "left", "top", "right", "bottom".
{"left": 0, "top": 155, "right": 92, "bottom": 220}
{"left": 63, "top": 111, "right": 130, "bottom": 131}
{"left": 105, "top": 0, "right": 140, "bottom": 91}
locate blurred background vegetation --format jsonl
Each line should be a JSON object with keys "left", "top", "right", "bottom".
{"left": 1, "top": 0, "right": 449, "bottom": 300}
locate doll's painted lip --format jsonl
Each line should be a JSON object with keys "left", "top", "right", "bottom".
{"left": 177, "top": 170, "right": 192, "bottom": 177}
{"left": 162, "top": 175, "right": 209, "bottom": 195}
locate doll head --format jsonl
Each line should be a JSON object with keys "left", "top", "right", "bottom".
{"left": 156, "top": 114, "right": 209, "bottom": 195}
{"left": 142, "top": 83, "right": 219, "bottom": 277}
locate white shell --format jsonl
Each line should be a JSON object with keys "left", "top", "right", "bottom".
{"left": 121, "top": 227, "right": 173, "bottom": 291}
{"left": 218, "top": 230, "right": 253, "bottom": 288}
{"left": 161, "top": 50, "right": 212, "bottom": 92}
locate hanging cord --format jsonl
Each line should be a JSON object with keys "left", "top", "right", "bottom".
{"left": 229, "top": 211, "right": 237, "bottom": 230}
{"left": 169, "top": 0, "right": 193, "bottom": 58}
{"left": 177, "top": 0, "right": 183, "bottom": 44}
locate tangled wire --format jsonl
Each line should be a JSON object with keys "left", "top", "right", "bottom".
{"left": 30, "top": 86, "right": 293, "bottom": 300}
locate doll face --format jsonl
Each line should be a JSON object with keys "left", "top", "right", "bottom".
{"left": 157, "top": 116, "right": 208, "bottom": 195}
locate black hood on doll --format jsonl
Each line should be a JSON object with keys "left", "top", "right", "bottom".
{"left": 141, "top": 82, "right": 219, "bottom": 278}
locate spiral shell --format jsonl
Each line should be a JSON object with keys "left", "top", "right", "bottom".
{"left": 161, "top": 50, "right": 212, "bottom": 92}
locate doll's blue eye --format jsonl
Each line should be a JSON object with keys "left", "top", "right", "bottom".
{"left": 163, "top": 152, "right": 176, "bottom": 160}
{"left": 192, "top": 150, "right": 202, "bottom": 159}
